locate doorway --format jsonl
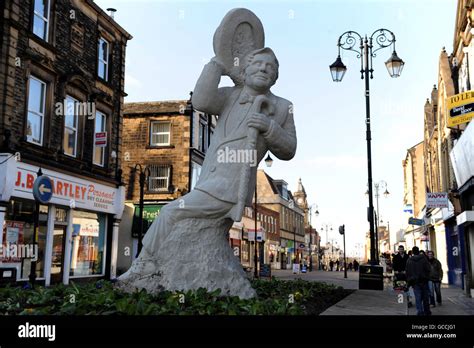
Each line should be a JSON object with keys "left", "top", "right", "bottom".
{"left": 50, "top": 226, "right": 66, "bottom": 284}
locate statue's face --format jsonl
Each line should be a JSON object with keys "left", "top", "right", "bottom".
{"left": 244, "top": 53, "right": 278, "bottom": 91}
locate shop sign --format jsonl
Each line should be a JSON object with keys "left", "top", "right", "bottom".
{"left": 447, "top": 91, "right": 474, "bottom": 127}
{"left": 450, "top": 120, "right": 474, "bottom": 188}
{"left": 247, "top": 228, "right": 265, "bottom": 242}
{"left": 73, "top": 220, "right": 99, "bottom": 237}
{"left": 408, "top": 217, "right": 425, "bottom": 226}
{"left": 11, "top": 162, "right": 123, "bottom": 215}
{"left": 426, "top": 192, "right": 448, "bottom": 209}
{"left": 229, "top": 229, "right": 241, "bottom": 240}
{"left": 132, "top": 205, "right": 162, "bottom": 238}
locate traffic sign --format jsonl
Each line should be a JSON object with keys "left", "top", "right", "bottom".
{"left": 408, "top": 217, "right": 424, "bottom": 226}
{"left": 32, "top": 176, "right": 53, "bottom": 204}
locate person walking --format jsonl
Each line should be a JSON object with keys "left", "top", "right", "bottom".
{"left": 348, "top": 262, "right": 353, "bottom": 271}
{"left": 353, "top": 260, "right": 359, "bottom": 272}
{"left": 329, "top": 260, "right": 334, "bottom": 272}
{"left": 406, "top": 246, "right": 432, "bottom": 316}
{"left": 336, "top": 260, "right": 340, "bottom": 272}
{"left": 392, "top": 245, "right": 412, "bottom": 307}
{"left": 427, "top": 251, "right": 443, "bottom": 306}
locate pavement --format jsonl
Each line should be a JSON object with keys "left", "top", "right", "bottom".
{"left": 272, "top": 269, "right": 474, "bottom": 315}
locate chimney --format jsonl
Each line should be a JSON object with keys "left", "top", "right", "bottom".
{"left": 107, "top": 8, "right": 117, "bottom": 19}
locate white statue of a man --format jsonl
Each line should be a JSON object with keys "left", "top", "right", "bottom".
{"left": 118, "top": 33, "right": 296, "bottom": 298}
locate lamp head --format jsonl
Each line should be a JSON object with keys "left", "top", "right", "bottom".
{"left": 329, "top": 55, "right": 347, "bottom": 82}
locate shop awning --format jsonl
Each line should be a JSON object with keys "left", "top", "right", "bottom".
{"left": 457, "top": 210, "right": 474, "bottom": 226}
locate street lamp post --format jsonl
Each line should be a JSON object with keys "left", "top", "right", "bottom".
{"left": 374, "top": 180, "right": 389, "bottom": 263}
{"left": 321, "top": 224, "right": 332, "bottom": 269}
{"left": 254, "top": 153, "right": 274, "bottom": 278}
{"left": 330, "top": 29, "right": 404, "bottom": 266}
{"left": 307, "top": 204, "right": 319, "bottom": 272}
{"left": 134, "top": 164, "right": 151, "bottom": 257}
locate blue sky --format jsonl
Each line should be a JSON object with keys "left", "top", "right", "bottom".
{"left": 96, "top": 0, "right": 457, "bottom": 256}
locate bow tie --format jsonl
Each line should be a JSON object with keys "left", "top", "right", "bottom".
{"left": 239, "top": 92, "right": 256, "bottom": 104}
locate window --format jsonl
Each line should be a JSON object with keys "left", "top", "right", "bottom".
{"left": 98, "top": 37, "right": 109, "bottom": 81}
{"left": 150, "top": 122, "right": 170, "bottom": 146}
{"left": 198, "top": 120, "right": 207, "bottom": 152}
{"left": 190, "top": 162, "right": 202, "bottom": 190}
{"left": 148, "top": 164, "right": 171, "bottom": 192}
{"left": 32, "top": 0, "right": 50, "bottom": 41}
{"left": 93, "top": 111, "right": 106, "bottom": 166}
{"left": 4, "top": 199, "right": 48, "bottom": 280}
{"left": 70, "top": 211, "right": 107, "bottom": 277}
{"left": 26, "top": 76, "right": 46, "bottom": 145}
{"left": 64, "top": 96, "right": 78, "bottom": 157}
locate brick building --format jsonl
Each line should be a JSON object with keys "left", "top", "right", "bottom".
{"left": 0, "top": 0, "right": 131, "bottom": 284}
{"left": 256, "top": 170, "right": 305, "bottom": 270}
{"left": 235, "top": 203, "right": 280, "bottom": 270}
{"left": 118, "top": 97, "right": 216, "bottom": 272}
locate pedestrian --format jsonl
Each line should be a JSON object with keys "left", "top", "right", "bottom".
{"left": 406, "top": 246, "right": 432, "bottom": 316}
{"left": 336, "top": 260, "right": 340, "bottom": 271}
{"left": 427, "top": 251, "right": 443, "bottom": 306}
{"left": 329, "top": 260, "right": 334, "bottom": 271}
{"left": 349, "top": 262, "right": 353, "bottom": 271}
{"left": 353, "top": 260, "right": 359, "bottom": 272}
{"left": 392, "top": 245, "right": 413, "bottom": 307}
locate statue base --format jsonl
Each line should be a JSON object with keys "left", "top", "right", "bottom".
{"left": 115, "top": 217, "right": 257, "bottom": 299}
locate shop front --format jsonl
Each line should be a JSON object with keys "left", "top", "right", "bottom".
{"left": 0, "top": 157, "right": 124, "bottom": 285}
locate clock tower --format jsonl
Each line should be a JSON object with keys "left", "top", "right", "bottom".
{"left": 293, "top": 178, "right": 309, "bottom": 227}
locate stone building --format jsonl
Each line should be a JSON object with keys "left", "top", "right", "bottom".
{"left": 118, "top": 97, "right": 216, "bottom": 272}
{"left": 293, "top": 178, "right": 320, "bottom": 270}
{"left": 256, "top": 170, "right": 305, "bottom": 270}
{"left": 449, "top": 0, "right": 474, "bottom": 296}
{"left": 0, "top": 0, "right": 131, "bottom": 284}
{"left": 402, "top": 141, "right": 426, "bottom": 247}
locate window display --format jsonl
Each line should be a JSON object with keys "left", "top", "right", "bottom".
{"left": 2, "top": 199, "right": 48, "bottom": 280}
{"left": 70, "top": 210, "right": 106, "bottom": 277}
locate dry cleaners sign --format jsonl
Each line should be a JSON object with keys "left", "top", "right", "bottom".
{"left": 11, "top": 163, "right": 122, "bottom": 215}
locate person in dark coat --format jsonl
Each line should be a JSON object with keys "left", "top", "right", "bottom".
{"left": 392, "top": 245, "right": 409, "bottom": 275}
{"left": 335, "top": 260, "right": 340, "bottom": 271}
{"left": 353, "top": 260, "right": 359, "bottom": 272}
{"left": 406, "top": 246, "right": 432, "bottom": 316}
{"left": 427, "top": 251, "right": 443, "bottom": 306}
{"left": 329, "top": 260, "right": 334, "bottom": 271}
{"left": 348, "top": 262, "right": 353, "bottom": 271}
{"left": 392, "top": 245, "right": 413, "bottom": 307}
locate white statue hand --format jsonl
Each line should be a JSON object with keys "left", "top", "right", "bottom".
{"left": 210, "top": 57, "right": 227, "bottom": 75}
{"left": 247, "top": 113, "right": 270, "bottom": 133}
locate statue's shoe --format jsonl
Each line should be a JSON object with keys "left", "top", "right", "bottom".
{"left": 115, "top": 249, "right": 159, "bottom": 289}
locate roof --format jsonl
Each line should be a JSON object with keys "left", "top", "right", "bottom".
{"left": 262, "top": 171, "right": 279, "bottom": 195}
{"left": 87, "top": 0, "right": 132, "bottom": 40}
{"left": 124, "top": 100, "right": 189, "bottom": 116}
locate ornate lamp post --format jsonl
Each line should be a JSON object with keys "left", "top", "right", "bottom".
{"left": 134, "top": 164, "right": 151, "bottom": 257}
{"left": 330, "top": 29, "right": 404, "bottom": 266}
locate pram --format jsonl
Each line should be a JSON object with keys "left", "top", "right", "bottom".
{"left": 393, "top": 272, "right": 413, "bottom": 311}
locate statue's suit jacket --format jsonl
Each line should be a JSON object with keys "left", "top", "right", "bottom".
{"left": 192, "top": 62, "right": 297, "bottom": 221}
